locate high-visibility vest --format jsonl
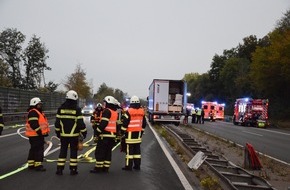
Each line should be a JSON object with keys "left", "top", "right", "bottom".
{"left": 104, "top": 108, "right": 117, "bottom": 133}
{"left": 25, "top": 109, "right": 50, "bottom": 137}
{"left": 127, "top": 108, "right": 144, "bottom": 132}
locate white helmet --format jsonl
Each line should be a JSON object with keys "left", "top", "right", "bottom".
{"left": 96, "top": 103, "right": 102, "bottom": 107}
{"left": 130, "top": 95, "right": 140, "bottom": 104}
{"left": 103, "top": 96, "right": 115, "bottom": 104}
{"left": 66, "top": 90, "right": 78, "bottom": 100}
{"left": 30, "top": 97, "right": 42, "bottom": 106}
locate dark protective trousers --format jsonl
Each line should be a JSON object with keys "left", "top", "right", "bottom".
{"left": 27, "top": 136, "right": 45, "bottom": 167}
{"left": 57, "top": 137, "right": 78, "bottom": 171}
{"left": 125, "top": 143, "right": 141, "bottom": 169}
{"left": 94, "top": 137, "right": 116, "bottom": 171}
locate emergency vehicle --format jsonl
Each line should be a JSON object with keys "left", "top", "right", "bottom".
{"left": 201, "top": 101, "right": 217, "bottom": 121}
{"left": 233, "top": 98, "right": 269, "bottom": 127}
{"left": 215, "top": 103, "right": 225, "bottom": 120}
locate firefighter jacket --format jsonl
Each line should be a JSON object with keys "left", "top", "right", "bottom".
{"left": 55, "top": 100, "right": 87, "bottom": 138}
{"left": 96, "top": 106, "right": 118, "bottom": 138}
{"left": 121, "top": 107, "right": 146, "bottom": 144}
{"left": 25, "top": 108, "right": 50, "bottom": 137}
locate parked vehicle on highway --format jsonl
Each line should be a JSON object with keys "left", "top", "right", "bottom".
{"left": 215, "top": 103, "right": 225, "bottom": 120}
{"left": 201, "top": 101, "right": 217, "bottom": 121}
{"left": 233, "top": 98, "right": 269, "bottom": 127}
{"left": 147, "top": 79, "right": 187, "bottom": 125}
{"left": 81, "top": 106, "right": 94, "bottom": 116}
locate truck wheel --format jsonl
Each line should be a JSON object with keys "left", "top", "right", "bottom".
{"left": 233, "top": 116, "right": 238, "bottom": 125}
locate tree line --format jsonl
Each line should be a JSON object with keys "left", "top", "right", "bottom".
{"left": 0, "top": 29, "right": 129, "bottom": 105}
{"left": 184, "top": 10, "right": 290, "bottom": 121}
{"left": 1, "top": 10, "right": 289, "bottom": 120}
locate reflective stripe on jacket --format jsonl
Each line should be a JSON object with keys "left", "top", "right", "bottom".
{"left": 56, "top": 109, "right": 86, "bottom": 137}
{"left": 25, "top": 109, "right": 50, "bottom": 137}
{"left": 127, "top": 108, "right": 144, "bottom": 132}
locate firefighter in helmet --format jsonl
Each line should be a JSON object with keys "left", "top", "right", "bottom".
{"left": 55, "top": 90, "right": 87, "bottom": 175}
{"left": 90, "top": 103, "right": 103, "bottom": 143}
{"left": 26, "top": 97, "right": 50, "bottom": 171}
{"left": 121, "top": 95, "right": 146, "bottom": 171}
{"left": 90, "top": 95, "right": 118, "bottom": 173}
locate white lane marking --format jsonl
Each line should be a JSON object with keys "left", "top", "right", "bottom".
{"left": 255, "top": 128, "right": 290, "bottom": 136}
{"left": 242, "top": 131, "right": 263, "bottom": 136}
{"left": 147, "top": 119, "right": 193, "bottom": 190}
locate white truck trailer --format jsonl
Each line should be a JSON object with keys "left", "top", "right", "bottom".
{"left": 147, "top": 79, "right": 187, "bottom": 125}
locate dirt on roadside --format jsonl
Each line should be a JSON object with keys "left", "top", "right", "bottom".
{"left": 181, "top": 125, "right": 290, "bottom": 190}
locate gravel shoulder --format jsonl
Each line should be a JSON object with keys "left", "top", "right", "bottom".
{"left": 179, "top": 124, "right": 290, "bottom": 190}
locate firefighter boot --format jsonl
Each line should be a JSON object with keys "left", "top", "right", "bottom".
{"left": 70, "top": 169, "right": 78, "bottom": 175}
{"left": 122, "top": 166, "right": 132, "bottom": 171}
{"left": 56, "top": 168, "right": 63, "bottom": 175}
{"left": 133, "top": 165, "right": 140, "bottom": 170}
{"left": 90, "top": 167, "right": 102, "bottom": 173}
{"left": 35, "top": 165, "right": 46, "bottom": 172}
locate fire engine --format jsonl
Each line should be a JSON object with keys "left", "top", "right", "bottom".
{"left": 233, "top": 98, "right": 269, "bottom": 127}
{"left": 201, "top": 101, "right": 217, "bottom": 121}
{"left": 215, "top": 103, "right": 225, "bottom": 120}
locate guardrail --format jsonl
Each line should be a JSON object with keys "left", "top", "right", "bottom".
{"left": 3, "top": 111, "right": 57, "bottom": 125}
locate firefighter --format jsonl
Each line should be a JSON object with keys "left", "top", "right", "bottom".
{"left": 90, "top": 103, "right": 103, "bottom": 143}
{"left": 55, "top": 90, "right": 87, "bottom": 175}
{"left": 25, "top": 97, "right": 50, "bottom": 171}
{"left": 0, "top": 106, "right": 4, "bottom": 135}
{"left": 121, "top": 95, "right": 146, "bottom": 171}
{"left": 191, "top": 108, "right": 196, "bottom": 124}
{"left": 201, "top": 108, "right": 205, "bottom": 124}
{"left": 196, "top": 108, "right": 202, "bottom": 124}
{"left": 90, "top": 95, "right": 118, "bottom": 173}
{"left": 114, "top": 99, "right": 123, "bottom": 144}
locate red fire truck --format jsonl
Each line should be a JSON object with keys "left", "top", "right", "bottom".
{"left": 233, "top": 98, "right": 269, "bottom": 127}
{"left": 201, "top": 101, "right": 217, "bottom": 121}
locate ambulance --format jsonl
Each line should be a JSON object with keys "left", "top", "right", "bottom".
{"left": 201, "top": 101, "right": 217, "bottom": 121}
{"left": 215, "top": 103, "right": 225, "bottom": 120}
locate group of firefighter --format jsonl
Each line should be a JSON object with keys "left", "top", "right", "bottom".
{"left": 24, "top": 90, "right": 146, "bottom": 175}
{"left": 184, "top": 107, "right": 206, "bottom": 124}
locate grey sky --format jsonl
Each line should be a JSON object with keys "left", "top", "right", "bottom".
{"left": 0, "top": 0, "right": 289, "bottom": 98}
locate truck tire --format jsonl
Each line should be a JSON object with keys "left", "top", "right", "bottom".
{"left": 233, "top": 116, "right": 238, "bottom": 125}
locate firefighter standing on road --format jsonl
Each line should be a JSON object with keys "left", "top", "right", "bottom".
{"left": 191, "top": 108, "right": 196, "bottom": 123}
{"left": 25, "top": 97, "right": 50, "bottom": 171}
{"left": 0, "top": 106, "right": 4, "bottom": 135}
{"left": 90, "top": 103, "right": 103, "bottom": 143}
{"left": 196, "top": 108, "right": 202, "bottom": 124}
{"left": 90, "top": 96, "right": 118, "bottom": 173}
{"left": 55, "top": 90, "right": 87, "bottom": 175}
{"left": 121, "top": 95, "right": 146, "bottom": 171}
{"left": 201, "top": 108, "right": 205, "bottom": 124}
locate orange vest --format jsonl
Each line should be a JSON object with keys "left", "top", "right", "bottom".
{"left": 93, "top": 111, "right": 102, "bottom": 123}
{"left": 127, "top": 108, "right": 144, "bottom": 132}
{"left": 25, "top": 109, "right": 50, "bottom": 137}
{"left": 104, "top": 109, "right": 117, "bottom": 133}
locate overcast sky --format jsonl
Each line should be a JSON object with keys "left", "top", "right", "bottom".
{"left": 0, "top": 0, "right": 289, "bottom": 98}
